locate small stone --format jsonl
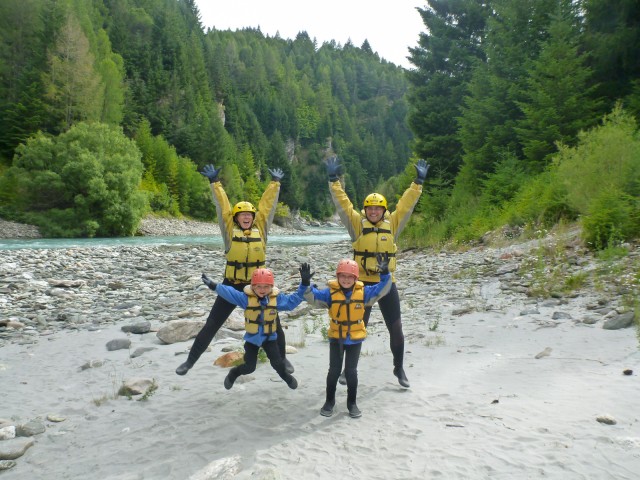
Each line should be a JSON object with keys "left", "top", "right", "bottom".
{"left": 596, "top": 414, "right": 617, "bottom": 425}
{"left": 46, "top": 415, "right": 66, "bottom": 423}
{"left": 623, "top": 369, "right": 633, "bottom": 376}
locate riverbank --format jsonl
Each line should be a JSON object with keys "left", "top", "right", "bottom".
{"left": 0, "top": 216, "right": 336, "bottom": 239}
{"left": 1, "top": 229, "right": 638, "bottom": 478}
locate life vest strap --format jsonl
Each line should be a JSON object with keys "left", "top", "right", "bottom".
{"left": 226, "top": 260, "right": 265, "bottom": 268}
{"left": 361, "top": 227, "right": 391, "bottom": 235}
{"left": 353, "top": 250, "right": 396, "bottom": 259}
{"left": 231, "top": 236, "right": 262, "bottom": 243}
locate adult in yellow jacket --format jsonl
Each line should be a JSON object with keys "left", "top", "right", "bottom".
{"left": 326, "top": 156, "right": 429, "bottom": 388}
{"left": 176, "top": 164, "right": 293, "bottom": 376}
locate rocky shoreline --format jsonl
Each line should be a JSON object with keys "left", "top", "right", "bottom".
{"left": 0, "top": 215, "right": 335, "bottom": 239}
{"left": 0, "top": 222, "right": 638, "bottom": 476}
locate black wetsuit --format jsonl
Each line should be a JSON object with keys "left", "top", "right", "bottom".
{"left": 362, "top": 282, "right": 404, "bottom": 369}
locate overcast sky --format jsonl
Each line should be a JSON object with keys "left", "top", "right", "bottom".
{"left": 194, "top": 1, "right": 425, "bottom": 69}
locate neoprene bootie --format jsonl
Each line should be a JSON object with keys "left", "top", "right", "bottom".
{"left": 347, "top": 402, "right": 362, "bottom": 418}
{"left": 175, "top": 360, "right": 194, "bottom": 376}
{"left": 394, "top": 367, "right": 410, "bottom": 388}
{"left": 320, "top": 401, "right": 335, "bottom": 417}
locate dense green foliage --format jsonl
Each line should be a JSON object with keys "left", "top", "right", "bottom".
{"left": 0, "top": 122, "right": 146, "bottom": 236}
{"left": 404, "top": 0, "right": 640, "bottom": 249}
{"left": 1, "top": 0, "right": 639, "bottom": 247}
{"left": 0, "top": 0, "right": 411, "bottom": 236}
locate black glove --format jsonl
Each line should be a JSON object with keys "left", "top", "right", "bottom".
{"left": 376, "top": 253, "right": 390, "bottom": 275}
{"left": 268, "top": 167, "right": 285, "bottom": 182}
{"left": 299, "top": 263, "right": 315, "bottom": 286}
{"left": 201, "top": 273, "right": 217, "bottom": 290}
{"left": 414, "top": 159, "right": 430, "bottom": 185}
{"left": 326, "top": 156, "right": 343, "bottom": 182}
{"left": 201, "top": 165, "right": 221, "bottom": 184}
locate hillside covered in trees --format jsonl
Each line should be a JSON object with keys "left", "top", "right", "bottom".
{"left": 0, "top": 0, "right": 411, "bottom": 236}
{"left": 0, "top": 0, "right": 638, "bottom": 249}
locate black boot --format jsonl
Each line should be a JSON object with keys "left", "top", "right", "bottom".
{"left": 175, "top": 360, "right": 194, "bottom": 376}
{"left": 347, "top": 401, "right": 362, "bottom": 418}
{"left": 287, "top": 376, "right": 298, "bottom": 389}
{"left": 224, "top": 368, "right": 239, "bottom": 390}
{"left": 320, "top": 400, "right": 335, "bottom": 417}
{"left": 393, "top": 367, "right": 410, "bottom": 388}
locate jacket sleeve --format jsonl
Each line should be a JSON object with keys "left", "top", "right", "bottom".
{"left": 214, "top": 284, "right": 248, "bottom": 309}
{"left": 304, "top": 286, "right": 331, "bottom": 309}
{"left": 276, "top": 283, "right": 307, "bottom": 311}
{"left": 389, "top": 183, "right": 423, "bottom": 241}
{"left": 329, "top": 180, "right": 362, "bottom": 241}
{"left": 363, "top": 273, "right": 392, "bottom": 306}
{"left": 255, "top": 181, "right": 281, "bottom": 243}
{"left": 210, "top": 182, "right": 235, "bottom": 252}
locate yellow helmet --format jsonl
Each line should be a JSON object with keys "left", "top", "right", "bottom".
{"left": 232, "top": 201, "right": 256, "bottom": 216}
{"left": 363, "top": 193, "right": 387, "bottom": 209}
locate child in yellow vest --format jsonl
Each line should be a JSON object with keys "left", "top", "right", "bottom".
{"left": 304, "top": 255, "right": 391, "bottom": 418}
{"left": 201, "top": 264, "right": 312, "bottom": 390}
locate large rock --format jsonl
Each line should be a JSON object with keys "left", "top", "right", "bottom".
{"left": 156, "top": 320, "right": 206, "bottom": 344}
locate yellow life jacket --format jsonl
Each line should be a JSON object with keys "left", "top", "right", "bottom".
{"left": 327, "top": 280, "right": 367, "bottom": 341}
{"left": 352, "top": 217, "right": 397, "bottom": 277}
{"left": 243, "top": 286, "right": 280, "bottom": 335}
{"left": 225, "top": 226, "right": 266, "bottom": 282}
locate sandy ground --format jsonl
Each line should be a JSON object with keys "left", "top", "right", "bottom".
{"left": 2, "top": 298, "right": 639, "bottom": 479}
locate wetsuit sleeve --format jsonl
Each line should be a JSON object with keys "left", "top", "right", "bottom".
{"left": 304, "top": 286, "right": 331, "bottom": 308}
{"left": 254, "top": 181, "right": 281, "bottom": 243}
{"left": 363, "top": 273, "right": 392, "bottom": 306}
{"left": 211, "top": 182, "right": 235, "bottom": 251}
{"left": 329, "top": 180, "right": 363, "bottom": 242}
{"left": 215, "top": 284, "right": 248, "bottom": 309}
{"left": 276, "top": 283, "right": 307, "bottom": 311}
{"left": 389, "top": 182, "right": 423, "bottom": 241}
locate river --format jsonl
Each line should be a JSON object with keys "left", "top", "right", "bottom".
{"left": 0, "top": 228, "right": 350, "bottom": 250}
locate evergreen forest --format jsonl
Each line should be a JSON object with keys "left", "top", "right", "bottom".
{"left": 0, "top": 0, "right": 638, "bottom": 250}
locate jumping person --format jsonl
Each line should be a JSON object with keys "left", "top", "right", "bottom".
{"left": 176, "top": 164, "right": 294, "bottom": 375}
{"left": 304, "top": 255, "right": 391, "bottom": 418}
{"left": 326, "top": 156, "right": 429, "bottom": 388}
{"left": 201, "top": 265, "right": 312, "bottom": 390}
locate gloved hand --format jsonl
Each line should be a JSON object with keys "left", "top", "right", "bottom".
{"left": 201, "top": 165, "right": 222, "bottom": 183}
{"left": 201, "top": 273, "right": 217, "bottom": 290}
{"left": 414, "top": 159, "right": 430, "bottom": 185}
{"left": 326, "top": 156, "right": 343, "bottom": 182}
{"left": 376, "top": 253, "right": 390, "bottom": 275}
{"left": 299, "top": 263, "right": 315, "bottom": 286}
{"left": 268, "top": 167, "right": 285, "bottom": 182}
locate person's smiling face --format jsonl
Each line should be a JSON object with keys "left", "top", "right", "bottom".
{"left": 252, "top": 283, "right": 272, "bottom": 298}
{"left": 235, "top": 212, "right": 254, "bottom": 229}
{"left": 337, "top": 273, "right": 356, "bottom": 289}
{"left": 365, "top": 206, "right": 385, "bottom": 224}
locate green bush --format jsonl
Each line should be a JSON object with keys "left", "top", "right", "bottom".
{"left": 5, "top": 122, "right": 147, "bottom": 237}
{"left": 554, "top": 106, "right": 640, "bottom": 215}
{"left": 582, "top": 189, "right": 640, "bottom": 249}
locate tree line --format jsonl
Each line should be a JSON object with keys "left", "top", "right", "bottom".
{"left": 0, "top": 0, "right": 411, "bottom": 236}
{"left": 0, "top": 0, "right": 638, "bottom": 248}
{"left": 404, "top": 0, "right": 639, "bottom": 249}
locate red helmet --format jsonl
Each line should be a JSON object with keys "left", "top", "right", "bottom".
{"left": 251, "top": 268, "right": 274, "bottom": 286}
{"left": 336, "top": 259, "right": 359, "bottom": 279}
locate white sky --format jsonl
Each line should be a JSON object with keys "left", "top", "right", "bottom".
{"left": 194, "top": 1, "right": 425, "bottom": 69}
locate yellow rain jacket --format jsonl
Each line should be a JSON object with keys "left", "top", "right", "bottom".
{"left": 329, "top": 180, "right": 422, "bottom": 282}
{"left": 210, "top": 180, "right": 280, "bottom": 283}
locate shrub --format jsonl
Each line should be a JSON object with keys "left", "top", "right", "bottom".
{"left": 582, "top": 189, "right": 640, "bottom": 249}
{"left": 6, "top": 122, "right": 147, "bottom": 237}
